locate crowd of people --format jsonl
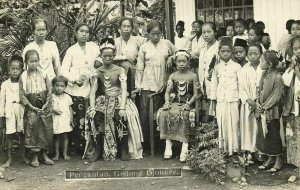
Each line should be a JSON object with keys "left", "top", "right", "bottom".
{"left": 0, "top": 16, "right": 300, "bottom": 182}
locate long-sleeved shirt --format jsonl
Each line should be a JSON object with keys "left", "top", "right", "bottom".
{"left": 190, "top": 35, "right": 205, "bottom": 59}
{"left": 135, "top": 39, "right": 176, "bottom": 92}
{"left": 61, "top": 42, "right": 100, "bottom": 98}
{"left": 211, "top": 59, "right": 241, "bottom": 102}
{"left": 239, "top": 62, "right": 263, "bottom": 103}
{"left": 257, "top": 69, "right": 284, "bottom": 121}
{"left": 22, "top": 40, "right": 60, "bottom": 80}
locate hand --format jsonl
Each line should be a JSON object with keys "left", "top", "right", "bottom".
{"left": 53, "top": 109, "right": 62, "bottom": 115}
{"left": 75, "top": 80, "right": 84, "bottom": 87}
{"left": 183, "top": 103, "right": 191, "bottom": 111}
{"left": 256, "top": 102, "right": 265, "bottom": 113}
{"left": 132, "top": 88, "right": 142, "bottom": 97}
{"left": 166, "top": 56, "right": 174, "bottom": 73}
{"left": 162, "top": 103, "right": 171, "bottom": 110}
{"left": 119, "top": 110, "right": 127, "bottom": 121}
{"left": 246, "top": 99, "right": 257, "bottom": 109}
{"left": 89, "top": 109, "right": 96, "bottom": 119}
{"left": 42, "top": 103, "right": 48, "bottom": 111}
{"left": 296, "top": 91, "right": 300, "bottom": 102}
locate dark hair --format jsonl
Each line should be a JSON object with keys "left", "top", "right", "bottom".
{"left": 291, "top": 36, "right": 300, "bottom": 48}
{"left": 246, "top": 18, "right": 255, "bottom": 27}
{"left": 286, "top": 19, "right": 295, "bottom": 33}
{"left": 248, "top": 43, "right": 263, "bottom": 54}
{"left": 9, "top": 54, "right": 24, "bottom": 69}
{"left": 52, "top": 75, "right": 68, "bottom": 87}
{"left": 226, "top": 20, "right": 234, "bottom": 28}
{"left": 119, "top": 17, "right": 134, "bottom": 28}
{"left": 100, "top": 37, "right": 116, "bottom": 53}
{"left": 264, "top": 50, "right": 283, "bottom": 68}
{"left": 192, "top": 20, "right": 204, "bottom": 27}
{"left": 147, "top": 20, "right": 163, "bottom": 33}
{"left": 202, "top": 22, "right": 217, "bottom": 32}
{"left": 74, "top": 22, "right": 90, "bottom": 33}
{"left": 32, "top": 19, "right": 47, "bottom": 31}
{"left": 24, "top": 49, "right": 39, "bottom": 63}
{"left": 296, "top": 20, "right": 300, "bottom": 25}
{"left": 262, "top": 32, "right": 269, "bottom": 37}
{"left": 249, "top": 25, "right": 264, "bottom": 41}
{"left": 216, "top": 27, "right": 226, "bottom": 40}
{"left": 176, "top": 20, "right": 185, "bottom": 29}
{"left": 256, "top": 21, "right": 265, "bottom": 32}
{"left": 235, "top": 19, "right": 247, "bottom": 29}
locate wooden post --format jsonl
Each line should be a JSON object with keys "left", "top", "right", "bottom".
{"left": 165, "top": 0, "right": 174, "bottom": 43}
{"left": 120, "top": 0, "right": 125, "bottom": 17}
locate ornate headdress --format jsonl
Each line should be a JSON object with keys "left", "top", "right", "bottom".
{"left": 175, "top": 49, "right": 191, "bottom": 60}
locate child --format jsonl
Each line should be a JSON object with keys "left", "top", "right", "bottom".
{"left": 226, "top": 21, "right": 235, "bottom": 38}
{"left": 233, "top": 38, "right": 248, "bottom": 67}
{"left": 282, "top": 36, "right": 300, "bottom": 181}
{"left": 248, "top": 25, "right": 265, "bottom": 52}
{"left": 51, "top": 76, "right": 73, "bottom": 161}
{"left": 157, "top": 50, "right": 199, "bottom": 162}
{"left": 19, "top": 49, "right": 54, "bottom": 167}
{"left": 0, "top": 55, "right": 28, "bottom": 167}
{"left": 233, "top": 19, "right": 248, "bottom": 43}
{"left": 261, "top": 33, "right": 271, "bottom": 50}
{"left": 211, "top": 37, "right": 241, "bottom": 156}
{"left": 239, "top": 44, "right": 263, "bottom": 161}
{"left": 256, "top": 50, "right": 284, "bottom": 172}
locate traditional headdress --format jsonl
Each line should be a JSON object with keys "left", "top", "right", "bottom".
{"left": 175, "top": 49, "right": 191, "bottom": 60}
{"left": 99, "top": 37, "right": 116, "bottom": 51}
{"left": 234, "top": 38, "right": 248, "bottom": 50}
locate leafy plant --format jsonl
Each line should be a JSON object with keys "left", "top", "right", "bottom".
{"left": 187, "top": 121, "right": 227, "bottom": 184}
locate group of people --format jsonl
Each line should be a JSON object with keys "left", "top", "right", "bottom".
{"left": 0, "top": 16, "right": 299, "bottom": 181}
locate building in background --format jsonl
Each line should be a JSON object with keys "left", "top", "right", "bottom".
{"left": 175, "top": 0, "right": 300, "bottom": 48}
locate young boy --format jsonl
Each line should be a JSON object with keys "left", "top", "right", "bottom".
{"left": 211, "top": 36, "right": 241, "bottom": 156}
{"left": 233, "top": 38, "right": 248, "bottom": 67}
{"left": 0, "top": 55, "right": 28, "bottom": 167}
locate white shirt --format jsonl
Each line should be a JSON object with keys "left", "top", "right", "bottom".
{"left": 174, "top": 35, "right": 189, "bottom": 50}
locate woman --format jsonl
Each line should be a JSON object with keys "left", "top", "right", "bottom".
{"left": 61, "top": 23, "right": 100, "bottom": 152}
{"left": 23, "top": 19, "right": 60, "bottom": 80}
{"left": 88, "top": 38, "right": 143, "bottom": 161}
{"left": 157, "top": 50, "right": 199, "bottom": 162}
{"left": 114, "top": 17, "right": 146, "bottom": 92}
{"left": 134, "top": 20, "right": 176, "bottom": 151}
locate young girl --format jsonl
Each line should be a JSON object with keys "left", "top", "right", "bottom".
{"left": 282, "top": 36, "right": 300, "bottom": 181}
{"left": 52, "top": 76, "right": 73, "bottom": 161}
{"left": 0, "top": 55, "right": 27, "bottom": 167}
{"left": 248, "top": 26, "right": 265, "bottom": 52}
{"left": 157, "top": 50, "right": 199, "bottom": 162}
{"left": 233, "top": 19, "right": 248, "bottom": 43}
{"left": 256, "top": 50, "right": 284, "bottom": 172}
{"left": 239, "top": 44, "right": 263, "bottom": 160}
{"left": 211, "top": 37, "right": 241, "bottom": 156}
{"left": 20, "top": 49, "right": 54, "bottom": 167}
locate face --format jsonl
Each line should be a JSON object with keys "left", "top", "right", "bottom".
{"left": 26, "top": 53, "right": 39, "bottom": 70}
{"left": 291, "top": 23, "right": 299, "bottom": 37}
{"left": 75, "top": 25, "right": 90, "bottom": 43}
{"left": 202, "top": 24, "right": 215, "bottom": 43}
{"left": 235, "top": 22, "right": 245, "bottom": 35}
{"left": 261, "top": 35, "right": 270, "bottom": 45}
{"left": 260, "top": 55, "right": 269, "bottom": 70}
{"left": 149, "top": 26, "right": 162, "bottom": 43}
{"left": 105, "top": 28, "right": 112, "bottom": 37}
{"left": 248, "top": 29, "right": 259, "bottom": 44}
{"left": 34, "top": 21, "right": 47, "bottom": 41}
{"left": 297, "top": 25, "right": 300, "bottom": 37}
{"left": 247, "top": 46, "right": 261, "bottom": 63}
{"left": 226, "top": 26, "right": 235, "bottom": 37}
{"left": 293, "top": 40, "right": 300, "bottom": 59}
{"left": 175, "top": 55, "right": 189, "bottom": 70}
{"left": 219, "top": 46, "right": 232, "bottom": 62}
{"left": 101, "top": 48, "right": 115, "bottom": 66}
{"left": 176, "top": 25, "right": 184, "bottom": 36}
{"left": 120, "top": 20, "right": 132, "bottom": 36}
{"left": 54, "top": 81, "right": 66, "bottom": 95}
{"left": 233, "top": 46, "right": 246, "bottom": 63}
{"left": 192, "top": 22, "right": 201, "bottom": 35}
{"left": 9, "top": 61, "right": 22, "bottom": 80}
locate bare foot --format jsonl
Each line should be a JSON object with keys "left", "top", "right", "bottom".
{"left": 23, "top": 156, "right": 30, "bottom": 165}
{"left": 30, "top": 155, "right": 39, "bottom": 167}
{"left": 43, "top": 153, "right": 54, "bottom": 165}
{"left": 52, "top": 155, "right": 59, "bottom": 161}
{"left": 63, "top": 155, "right": 71, "bottom": 161}
{"left": 2, "top": 159, "right": 11, "bottom": 168}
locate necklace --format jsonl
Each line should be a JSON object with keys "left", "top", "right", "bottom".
{"left": 104, "top": 75, "right": 112, "bottom": 88}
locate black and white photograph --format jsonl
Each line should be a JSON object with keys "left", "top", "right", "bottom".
{"left": 0, "top": 0, "right": 299, "bottom": 189}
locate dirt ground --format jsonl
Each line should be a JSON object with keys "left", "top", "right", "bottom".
{"left": 0, "top": 150, "right": 299, "bottom": 190}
